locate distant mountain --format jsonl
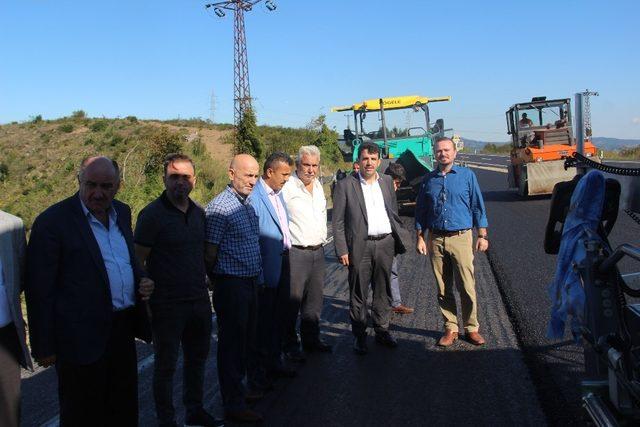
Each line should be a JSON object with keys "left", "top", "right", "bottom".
{"left": 459, "top": 137, "right": 507, "bottom": 150}
{"left": 459, "top": 136, "right": 640, "bottom": 151}
{"left": 591, "top": 137, "right": 640, "bottom": 150}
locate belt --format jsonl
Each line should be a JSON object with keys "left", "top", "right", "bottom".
{"left": 366, "top": 233, "right": 391, "bottom": 241}
{"left": 431, "top": 229, "right": 470, "bottom": 237}
{"left": 292, "top": 244, "right": 323, "bottom": 251}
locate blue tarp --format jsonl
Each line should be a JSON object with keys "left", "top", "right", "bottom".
{"left": 547, "top": 170, "right": 606, "bottom": 342}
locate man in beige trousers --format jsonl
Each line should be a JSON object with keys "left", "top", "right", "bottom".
{"left": 415, "top": 137, "right": 489, "bottom": 347}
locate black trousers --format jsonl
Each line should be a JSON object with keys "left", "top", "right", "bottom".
{"left": 348, "top": 235, "right": 395, "bottom": 337}
{"left": 213, "top": 276, "right": 258, "bottom": 413}
{"left": 285, "top": 246, "right": 325, "bottom": 348}
{"left": 0, "top": 323, "right": 22, "bottom": 427}
{"left": 249, "top": 255, "right": 290, "bottom": 385}
{"left": 151, "top": 296, "right": 212, "bottom": 425}
{"left": 56, "top": 308, "right": 138, "bottom": 427}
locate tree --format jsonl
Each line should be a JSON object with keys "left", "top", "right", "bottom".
{"left": 236, "top": 107, "right": 264, "bottom": 161}
{"left": 310, "top": 114, "right": 341, "bottom": 164}
{"left": 144, "top": 127, "right": 183, "bottom": 175}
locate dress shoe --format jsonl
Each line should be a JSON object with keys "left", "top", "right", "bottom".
{"left": 283, "top": 348, "right": 306, "bottom": 363}
{"left": 268, "top": 365, "right": 297, "bottom": 379}
{"left": 252, "top": 378, "right": 274, "bottom": 392}
{"left": 466, "top": 331, "right": 486, "bottom": 346}
{"left": 437, "top": 330, "right": 459, "bottom": 347}
{"left": 244, "top": 389, "right": 265, "bottom": 404}
{"left": 185, "top": 409, "right": 225, "bottom": 426}
{"left": 353, "top": 335, "right": 368, "bottom": 355}
{"left": 302, "top": 337, "right": 333, "bottom": 353}
{"left": 225, "top": 409, "right": 263, "bottom": 423}
{"left": 375, "top": 331, "right": 398, "bottom": 348}
{"left": 392, "top": 304, "right": 415, "bottom": 314}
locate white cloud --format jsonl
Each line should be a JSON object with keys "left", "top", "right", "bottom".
{"left": 633, "top": 117, "right": 640, "bottom": 124}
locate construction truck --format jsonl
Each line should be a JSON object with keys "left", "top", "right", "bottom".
{"left": 331, "top": 95, "right": 452, "bottom": 209}
{"left": 506, "top": 96, "right": 599, "bottom": 196}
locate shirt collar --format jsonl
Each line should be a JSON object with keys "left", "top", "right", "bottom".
{"left": 79, "top": 196, "right": 117, "bottom": 222}
{"left": 226, "top": 184, "right": 250, "bottom": 205}
{"left": 358, "top": 171, "right": 379, "bottom": 185}
{"left": 260, "top": 178, "right": 281, "bottom": 197}
{"left": 433, "top": 164, "right": 459, "bottom": 176}
{"left": 292, "top": 171, "right": 317, "bottom": 192}
{"left": 160, "top": 190, "right": 194, "bottom": 214}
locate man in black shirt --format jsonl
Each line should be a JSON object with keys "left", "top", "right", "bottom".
{"left": 135, "top": 154, "right": 222, "bottom": 427}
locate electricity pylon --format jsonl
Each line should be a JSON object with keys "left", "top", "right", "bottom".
{"left": 205, "top": 0, "right": 277, "bottom": 125}
{"left": 581, "top": 89, "right": 599, "bottom": 140}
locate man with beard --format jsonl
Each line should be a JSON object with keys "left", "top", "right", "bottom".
{"left": 415, "top": 137, "right": 489, "bottom": 347}
{"left": 135, "top": 154, "right": 222, "bottom": 427}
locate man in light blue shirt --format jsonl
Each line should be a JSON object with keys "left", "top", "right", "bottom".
{"left": 415, "top": 137, "right": 489, "bottom": 347}
{"left": 80, "top": 200, "right": 136, "bottom": 309}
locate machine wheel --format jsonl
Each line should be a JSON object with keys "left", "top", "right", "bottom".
{"left": 518, "top": 167, "right": 528, "bottom": 197}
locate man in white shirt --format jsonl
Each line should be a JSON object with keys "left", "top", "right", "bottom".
{"left": 332, "top": 142, "right": 408, "bottom": 355}
{"left": 281, "top": 146, "right": 332, "bottom": 357}
{"left": 0, "top": 209, "right": 33, "bottom": 427}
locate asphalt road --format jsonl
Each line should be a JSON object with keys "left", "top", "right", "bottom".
{"left": 457, "top": 153, "right": 640, "bottom": 169}
{"left": 21, "top": 218, "right": 547, "bottom": 426}
{"left": 467, "top": 161, "right": 640, "bottom": 426}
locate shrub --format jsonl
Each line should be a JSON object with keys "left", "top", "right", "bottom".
{"left": 90, "top": 120, "right": 109, "bottom": 132}
{"left": 619, "top": 146, "right": 640, "bottom": 160}
{"left": 191, "top": 137, "right": 205, "bottom": 157}
{"left": 126, "top": 116, "right": 138, "bottom": 123}
{"left": 109, "top": 133, "right": 124, "bottom": 146}
{"left": 0, "top": 162, "right": 8, "bottom": 182}
{"left": 58, "top": 123, "right": 74, "bottom": 133}
{"left": 143, "top": 127, "right": 183, "bottom": 175}
{"left": 71, "top": 110, "right": 86, "bottom": 120}
{"left": 31, "top": 115, "right": 43, "bottom": 124}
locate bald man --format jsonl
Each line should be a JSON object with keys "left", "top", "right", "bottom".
{"left": 25, "top": 156, "right": 154, "bottom": 426}
{"left": 205, "top": 154, "right": 264, "bottom": 423}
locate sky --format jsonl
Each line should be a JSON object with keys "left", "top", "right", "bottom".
{"left": 1, "top": 0, "right": 639, "bottom": 142}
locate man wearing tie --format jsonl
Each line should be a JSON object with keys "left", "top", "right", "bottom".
{"left": 25, "top": 156, "right": 154, "bottom": 426}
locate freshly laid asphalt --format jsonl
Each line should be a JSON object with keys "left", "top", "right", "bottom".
{"left": 470, "top": 162, "right": 639, "bottom": 426}
{"left": 21, "top": 213, "right": 548, "bottom": 426}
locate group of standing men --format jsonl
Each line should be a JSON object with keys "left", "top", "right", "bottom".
{"left": 0, "top": 144, "right": 334, "bottom": 426}
{"left": 0, "top": 135, "right": 489, "bottom": 426}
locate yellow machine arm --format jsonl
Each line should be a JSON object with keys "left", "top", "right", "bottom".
{"left": 331, "top": 95, "right": 451, "bottom": 113}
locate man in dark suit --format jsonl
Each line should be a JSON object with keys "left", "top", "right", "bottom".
{"left": 25, "top": 156, "right": 154, "bottom": 426}
{"left": 332, "top": 142, "right": 408, "bottom": 355}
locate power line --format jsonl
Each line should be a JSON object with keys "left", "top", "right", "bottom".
{"left": 210, "top": 89, "right": 216, "bottom": 123}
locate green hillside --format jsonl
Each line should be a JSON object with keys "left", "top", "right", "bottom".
{"left": 0, "top": 113, "right": 344, "bottom": 230}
